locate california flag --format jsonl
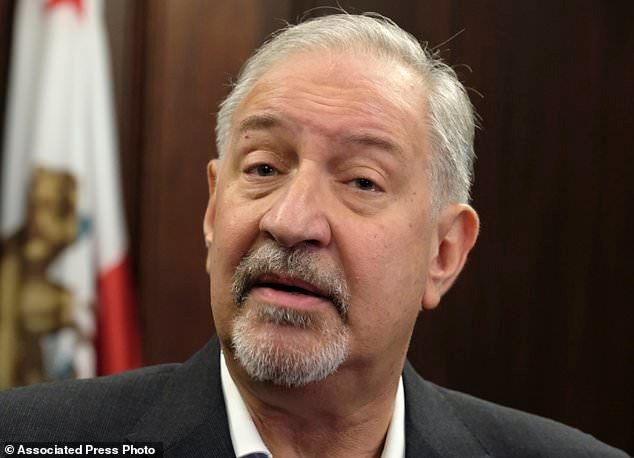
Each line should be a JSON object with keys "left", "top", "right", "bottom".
{"left": 0, "top": 0, "right": 141, "bottom": 389}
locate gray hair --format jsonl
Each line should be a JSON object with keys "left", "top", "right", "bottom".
{"left": 215, "top": 13, "right": 477, "bottom": 210}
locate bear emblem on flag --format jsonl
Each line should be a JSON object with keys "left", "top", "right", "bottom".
{"left": 0, "top": 167, "right": 81, "bottom": 388}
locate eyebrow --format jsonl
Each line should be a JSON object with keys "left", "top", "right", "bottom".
{"left": 342, "top": 133, "right": 404, "bottom": 158}
{"left": 236, "top": 114, "right": 284, "bottom": 135}
{"left": 236, "top": 114, "right": 404, "bottom": 158}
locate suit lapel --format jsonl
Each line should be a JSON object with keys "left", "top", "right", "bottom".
{"left": 126, "top": 337, "right": 235, "bottom": 457}
{"left": 403, "top": 362, "right": 490, "bottom": 457}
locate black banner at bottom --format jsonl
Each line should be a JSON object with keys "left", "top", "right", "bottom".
{"left": 2, "top": 443, "right": 163, "bottom": 457}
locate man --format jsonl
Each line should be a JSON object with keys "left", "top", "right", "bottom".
{"left": 0, "top": 13, "right": 627, "bottom": 458}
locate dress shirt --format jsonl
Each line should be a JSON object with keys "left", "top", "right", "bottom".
{"left": 220, "top": 352, "right": 405, "bottom": 458}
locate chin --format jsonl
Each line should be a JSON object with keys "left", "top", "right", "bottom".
{"left": 230, "top": 303, "right": 350, "bottom": 387}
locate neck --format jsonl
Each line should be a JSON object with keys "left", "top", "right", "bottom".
{"left": 224, "top": 349, "right": 404, "bottom": 458}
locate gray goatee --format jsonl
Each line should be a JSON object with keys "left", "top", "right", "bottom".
{"left": 229, "top": 241, "right": 350, "bottom": 387}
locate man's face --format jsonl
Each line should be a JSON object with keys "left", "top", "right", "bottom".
{"left": 206, "top": 50, "right": 440, "bottom": 385}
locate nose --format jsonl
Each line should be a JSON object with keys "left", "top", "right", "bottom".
{"left": 259, "top": 169, "right": 332, "bottom": 248}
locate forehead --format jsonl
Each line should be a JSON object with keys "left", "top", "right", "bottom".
{"left": 230, "top": 50, "right": 429, "bottom": 158}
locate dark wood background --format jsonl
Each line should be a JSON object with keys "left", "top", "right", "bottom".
{"left": 1, "top": 0, "right": 632, "bottom": 453}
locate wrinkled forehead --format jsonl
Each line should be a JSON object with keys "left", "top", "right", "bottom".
{"left": 227, "top": 49, "right": 430, "bottom": 160}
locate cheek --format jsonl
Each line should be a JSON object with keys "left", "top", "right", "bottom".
{"left": 344, "top": 222, "right": 430, "bottom": 318}
{"left": 342, "top": 229, "right": 428, "bottom": 359}
{"left": 209, "top": 203, "right": 261, "bottom": 341}
{"left": 208, "top": 199, "right": 261, "bottom": 300}
{"left": 358, "top": 213, "right": 429, "bottom": 277}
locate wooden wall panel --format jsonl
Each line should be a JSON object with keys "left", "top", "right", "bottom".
{"left": 105, "top": 0, "right": 147, "bottom": 286}
{"left": 0, "top": 0, "right": 15, "bottom": 194}
{"left": 401, "top": 1, "right": 634, "bottom": 451}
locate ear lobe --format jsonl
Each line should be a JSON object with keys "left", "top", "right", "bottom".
{"left": 203, "top": 159, "right": 219, "bottom": 249}
{"left": 422, "top": 204, "right": 479, "bottom": 310}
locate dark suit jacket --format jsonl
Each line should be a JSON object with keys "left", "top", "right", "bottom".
{"left": 0, "top": 338, "right": 627, "bottom": 457}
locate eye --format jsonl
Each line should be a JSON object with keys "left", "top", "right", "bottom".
{"left": 246, "top": 163, "right": 278, "bottom": 177}
{"left": 350, "top": 177, "right": 382, "bottom": 192}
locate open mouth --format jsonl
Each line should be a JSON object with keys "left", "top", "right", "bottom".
{"left": 251, "top": 275, "right": 326, "bottom": 299}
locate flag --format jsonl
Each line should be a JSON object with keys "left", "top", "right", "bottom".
{"left": 0, "top": 0, "right": 141, "bottom": 389}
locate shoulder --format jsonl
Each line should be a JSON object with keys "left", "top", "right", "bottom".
{"left": 438, "top": 386, "right": 626, "bottom": 457}
{"left": 0, "top": 363, "right": 179, "bottom": 441}
{"left": 403, "top": 364, "right": 628, "bottom": 457}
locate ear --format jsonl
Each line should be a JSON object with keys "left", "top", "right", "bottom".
{"left": 203, "top": 160, "right": 219, "bottom": 268}
{"left": 421, "top": 204, "right": 479, "bottom": 310}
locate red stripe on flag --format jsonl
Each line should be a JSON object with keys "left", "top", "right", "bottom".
{"left": 96, "top": 256, "right": 142, "bottom": 375}
{"left": 45, "top": 0, "right": 83, "bottom": 15}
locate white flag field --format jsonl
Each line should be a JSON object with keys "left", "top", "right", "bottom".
{"left": 0, "top": 0, "right": 140, "bottom": 389}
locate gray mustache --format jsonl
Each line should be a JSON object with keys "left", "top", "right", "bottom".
{"left": 231, "top": 241, "right": 350, "bottom": 322}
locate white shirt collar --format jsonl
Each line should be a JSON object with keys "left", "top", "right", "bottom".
{"left": 383, "top": 375, "right": 406, "bottom": 458}
{"left": 220, "top": 352, "right": 405, "bottom": 458}
{"left": 221, "top": 352, "right": 272, "bottom": 457}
